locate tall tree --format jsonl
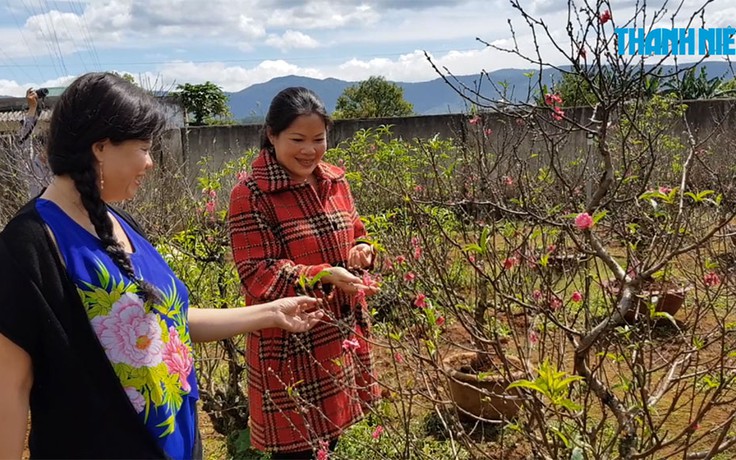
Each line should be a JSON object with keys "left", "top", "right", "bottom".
{"left": 334, "top": 76, "right": 413, "bottom": 119}
{"left": 176, "top": 82, "right": 231, "bottom": 126}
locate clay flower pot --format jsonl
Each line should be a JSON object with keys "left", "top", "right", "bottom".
{"left": 605, "top": 280, "right": 691, "bottom": 322}
{"left": 443, "top": 351, "right": 524, "bottom": 421}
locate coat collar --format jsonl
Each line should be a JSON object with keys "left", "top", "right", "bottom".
{"left": 250, "top": 148, "right": 345, "bottom": 193}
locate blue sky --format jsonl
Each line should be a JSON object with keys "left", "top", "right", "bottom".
{"left": 0, "top": 0, "right": 734, "bottom": 96}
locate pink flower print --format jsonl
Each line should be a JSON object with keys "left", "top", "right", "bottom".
{"left": 372, "top": 425, "right": 384, "bottom": 440}
{"left": 342, "top": 338, "right": 360, "bottom": 352}
{"left": 404, "top": 272, "right": 416, "bottom": 282}
{"left": 502, "top": 176, "right": 514, "bottom": 186}
{"left": 91, "top": 293, "right": 164, "bottom": 368}
{"left": 414, "top": 185, "right": 424, "bottom": 192}
{"left": 469, "top": 115, "right": 481, "bottom": 125}
{"left": 528, "top": 329, "right": 539, "bottom": 346}
{"left": 124, "top": 386, "right": 146, "bottom": 413}
{"left": 395, "top": 255, "right": 406, "bottom": 265}
{"left": 468, "top": 254, "right": 476, "bottom": 263}
{"left": 163, "top": 326, "right": 194, "bottom": 393}
{"left": 208, "top": 189, "right": 217, "bottom": 199}
{"left": 704, "top": 271, "right": 721, "bottom": 288}
{"left": 414, "top": 293, "right": 427, "bottom": 308}
{"left": 658, "top": 186, "right": 672, "bottom": 194}
{"left": 436, "top": 316, "right": 446, "bottom": 327}
{"left": 549, "top": 295, "right": 562, "bottom": 311}
{"left": 413, "top": 245, "right": 422, "bottom": 260}
{"left": 394, "top": 352, "right": 405, "bottom": 364}
{"left": 237, "top": 170, "right": 248, "bottom": 182}
{"left": 532, "top": 290, "right": 543, "bottom": 302}
{"left": 571, "top": 291, "right": 583, "bottom": 303}
{"left": 575, "top": 212, "right": 594, "bottom": 231}
{"left": 600, "top": 9, "right": 611, "bottom": 24}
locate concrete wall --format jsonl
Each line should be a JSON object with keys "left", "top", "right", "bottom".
{"left": 175, "top": 99, "right": 736, "bottom": 177}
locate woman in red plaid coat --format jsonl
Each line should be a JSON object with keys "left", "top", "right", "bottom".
{"left": 228, "top": 87, "right": 380, "bottom": 459}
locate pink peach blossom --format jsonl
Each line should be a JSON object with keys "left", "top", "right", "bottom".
{"left": 571, "top": 291, "right": 583, "bottom": 303}
{"left": 317, "top": 440, "right": 330, "bottom": 460}
{"left": 575, "top": 212, "right": 594, "bottom": 231}
{"left": 342, "top": 338, "right": 360, "bottom": 352}
{"left": 414, "top": 293, "right": 427, "bottom": 309}
{"left": 503, "top": 257, "right": 518, "bottom": 270}
{"left": 600, "top": 9, "right": 612, "bottom": 24}
{"left": 704, "top": 271, "right": 721, "bottom": 288}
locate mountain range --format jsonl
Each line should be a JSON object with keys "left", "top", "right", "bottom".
{"left": 226, "top": 61, "right": 735, "bottom": 121}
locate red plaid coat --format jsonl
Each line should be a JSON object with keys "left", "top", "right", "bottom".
{"left": 228, "top": 149, "right": 379, "bottom": 452}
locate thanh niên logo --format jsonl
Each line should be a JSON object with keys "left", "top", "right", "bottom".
{"left": 615, "top": 27, "right": 736, "bottom": 55}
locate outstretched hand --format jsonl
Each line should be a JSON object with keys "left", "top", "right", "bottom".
{"left": 348, "top": 243, "right": 374, "bottom": 269}
{"left": 323, "top": 266, "right": 379, "bottom": 296}
{"left": 272, "top": 296, "right": 324, "bottom": 333}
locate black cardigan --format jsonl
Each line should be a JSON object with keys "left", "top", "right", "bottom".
{"left": 0, "top": 200, "right": 200, "bottom": 459}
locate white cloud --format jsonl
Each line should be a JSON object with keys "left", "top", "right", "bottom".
{"left": 1, "top": 0, "right": 733, "bottom": 96}
{"left": 264, "top": 2, "right": 380, "bottom": 29}
{"left": 138, "top": 59, "right": 324, "bottom": 92}
{"left": 265, "top": 30, "right": 319, "bottom": 51}
{"left": 0, "top": 75, "right": 76, "bottom": 98}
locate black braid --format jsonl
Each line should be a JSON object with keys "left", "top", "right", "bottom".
{"left": 70, "top": 162, "right": 160, "bottom": 302}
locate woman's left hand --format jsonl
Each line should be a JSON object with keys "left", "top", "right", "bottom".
{"left": 272, "top": 296, "right": 324, "bottom": 332}
{"left": 348, "top": 243, "right": 374, "bottom": 269}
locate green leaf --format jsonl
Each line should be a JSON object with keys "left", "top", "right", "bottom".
{"left": 592, "top": 210, "right": 608, "bottom": 224}
{"left": 308, "top": 270, "right": 332, "bottom": 288}
{"left": 507, "top": 379, "right": 546, "bottom": 394}
{"left": 549, "top": 426, "right": 570, "bottom": 448}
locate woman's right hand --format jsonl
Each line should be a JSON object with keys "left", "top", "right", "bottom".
{"left": 323, "top": 267, "right": 379, "bottom": 295}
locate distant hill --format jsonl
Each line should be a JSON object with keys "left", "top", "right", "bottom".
{"left": 227, "top": 61, "right": 736, "bottom": 120}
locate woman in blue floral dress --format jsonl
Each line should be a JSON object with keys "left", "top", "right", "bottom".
{"left": 0, "top": 72, "right": 323, "bottom": 460}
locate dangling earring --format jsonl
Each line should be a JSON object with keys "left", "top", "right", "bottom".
{"left": 99, "top": 161, "right": 105, "bottom": 191}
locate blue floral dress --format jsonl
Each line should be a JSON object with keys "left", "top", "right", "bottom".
{"left": 37, "top": 199, "right": 199, "bottom": 460}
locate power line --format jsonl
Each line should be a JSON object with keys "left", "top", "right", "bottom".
{"left": 7, "top": 3, "right": 46, "bottom": 81}
{"left": 69, "top": 0, "right": 102, "bottom": 70}
{"left": 36, "top": 0, "right": 69, "bottom": 75}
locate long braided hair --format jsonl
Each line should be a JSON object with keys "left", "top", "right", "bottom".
{"left": 46, "top": 72, "right": 165, "bottom": 300}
